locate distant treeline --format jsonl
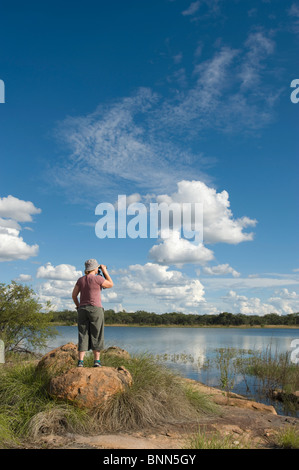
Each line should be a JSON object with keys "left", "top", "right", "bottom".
{"left": 50, "top": 310, "right": 299, "bottom": 326}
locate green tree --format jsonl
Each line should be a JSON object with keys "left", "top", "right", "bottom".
{"left": 50, "top": 309, "right": 78, "bottom": 325}
{"left": 216, "top": 312, "right": 235, "bottom": 325}
{"left": 263, "top": 313, "right": 281, "bottom": 325}
{"left": 0, "top": 282, "right": 57, "bottom": 353}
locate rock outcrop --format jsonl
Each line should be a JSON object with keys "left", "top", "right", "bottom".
{"left": 37, "top": 342, "right": 78, "bottom": 375}
{"left": 101, "top": 346, "right": 131, "bottom": 361}
{"left": 37, "top": 343, "right": 131, "bottom": 375}
{"left": 48, "top": 365, "right": 133, "bottom": 408}
{"left": 36, "top": 343, "right": 133, "bottom": 409}
{"left": 183, "top": 378, "right": 277, "bottom": 415}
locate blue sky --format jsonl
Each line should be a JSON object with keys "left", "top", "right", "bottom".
{"left": 0, "top": 0, "right": 298, "bottom": 315}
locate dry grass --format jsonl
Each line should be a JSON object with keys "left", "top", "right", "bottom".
{"left": 89, "top": 353, "right": 219, "bottom": 432}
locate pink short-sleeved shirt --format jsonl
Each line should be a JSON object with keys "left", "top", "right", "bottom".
{"left": 76, "top": 274, "right": 105, "bottom": 307}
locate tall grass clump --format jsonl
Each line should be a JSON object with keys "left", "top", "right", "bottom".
{"left": 273, "top": 425, "right": 299, "bottom": 449}
{"left": 0, "top": 362, "right": 92, "bottom": 447}
{"left": 87, "top": 352, "right": 218, "bottom": 432}
{"left": 213, "top": 345, "right": 299, "bottom": 416}
{"left": 215, "top": 348, "right": 238, "bottom": 395}
{"left": 243, "top": 346, "right": 299, "bottom": 416}
{"left": 246, "top": 347, "right": 299, "bottom": 393}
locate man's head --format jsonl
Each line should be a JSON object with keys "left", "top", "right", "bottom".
{"left": 84, "top": 258, "right": 100, "bottom": 274}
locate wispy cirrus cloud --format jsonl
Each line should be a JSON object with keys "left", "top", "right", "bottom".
{"left": 182, "top": 1, "right": 201, "bottom": 16}
{"left": 158, "top": 31, "right": 277, "bottom": 135}
{"left": 51, "top": 87, "right": 213, "bottom": 202}
{"left": 288, "top": 3, "right": 299, "bottom": 34}
{"left": 50, "top": 29, "right": 279, "bottom": 203}
{"left": 239, "top": 31, "right": 275, "bottom": 91}
{"left": 182, "top": 0, "right": 223, "bottom": 18}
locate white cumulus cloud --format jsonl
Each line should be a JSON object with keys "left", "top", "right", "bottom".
{"left": 0, "top": 226, "right": 39, "bottom": 262}
{"left": 13, "top": 274, "right": 33, "bottom": 282}
{"left": 268, "top": 288, "right": 299, "bottom": 314}
{"left": 223, "top": 290, "right": 277, "bottom": 315}
{"left": 116, "top": 262, "right": 206, "bottom": 311}
{"left": 154, "top": 180, "right": 257, "bottom": 244}
{"left": 149, "top": 230, "right": 214, "bottom": 266}
{"left": 0, "top": 195, "right": 41, "bottom": 262}
{"left": 147, "top": 180, "right": 256, "bottom": 266}
{"left": 0, "top": 195, "right": 41, "bottom": 222}
{"left": 36, "top": 262, "right": 82, "bottom": 281}
{"left": 203, "top": 264, "right": 240, "bottom": 277}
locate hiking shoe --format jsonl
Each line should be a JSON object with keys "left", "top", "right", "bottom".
{"left": 93, "top": 360, "right": 102, "bottom": 368}
{"left": 77, "top": 360, "right": 84, "bottom": 367}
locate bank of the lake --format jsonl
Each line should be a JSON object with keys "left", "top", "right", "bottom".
{"left": 51, "top": 323, "right": 299, "bottom": 329}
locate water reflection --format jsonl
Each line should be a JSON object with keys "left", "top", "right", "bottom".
{"left": 47, "top": 325, "right": 297, "bottom": 352}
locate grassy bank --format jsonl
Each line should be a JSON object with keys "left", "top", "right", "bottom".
{"left": 0, "top": 352, "right": 218, "bottom": 449}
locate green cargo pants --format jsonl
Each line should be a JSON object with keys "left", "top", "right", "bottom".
{"left": 77, "top": 305, "right": 104, "bottom": 351}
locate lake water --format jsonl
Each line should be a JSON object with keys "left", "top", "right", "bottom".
{"left": 43, "top": 325, "right": 299, "bottom": 415}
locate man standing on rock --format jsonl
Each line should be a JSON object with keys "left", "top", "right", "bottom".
{"left": 72, "top": 259, "right": 113, "bottom": 368}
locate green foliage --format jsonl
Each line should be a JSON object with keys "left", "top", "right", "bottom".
{"left": 48, "top": 309, "right": 78, "bottom": 325}
{"left": 50, "top": 308, "right": 299, "bottom": 327}
{"left": 274, "top": 425, "right": 299, "bottom": 449}
{"left": 0, "top": 282, "right": 58, "bottom": 353}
